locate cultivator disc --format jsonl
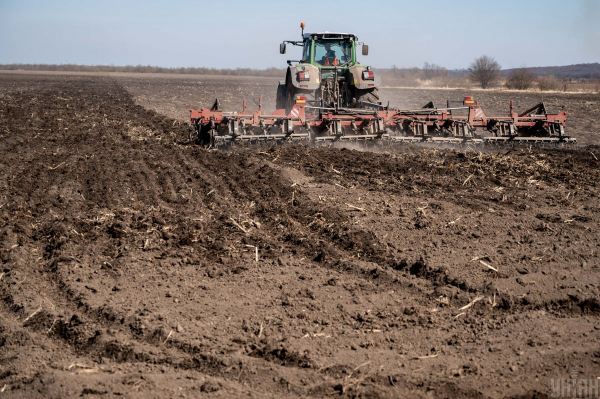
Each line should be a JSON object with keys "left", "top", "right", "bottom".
{"left": 190, "top": 96, "right": 574, "bottom": 147}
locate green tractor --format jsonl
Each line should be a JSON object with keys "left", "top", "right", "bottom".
{"left": 277, "top": 23, "right": 381, "bottom": 113}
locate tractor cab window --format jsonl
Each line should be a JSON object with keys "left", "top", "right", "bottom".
{"left": 302, "top": 42, "right": 311, "bottom": 63}
{"left": 314, "top": 40, "right": 351, "bottom": 66}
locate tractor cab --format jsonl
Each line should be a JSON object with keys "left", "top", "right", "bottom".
{"left": 280, "top": 26, "right": 369, "bottom": 70}
{"left": 302, "top": 33, "right": 357, "bottom": 67}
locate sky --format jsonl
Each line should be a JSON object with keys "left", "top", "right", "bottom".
{"left": 0, "top": 0, "right": 599, "bottom": 70}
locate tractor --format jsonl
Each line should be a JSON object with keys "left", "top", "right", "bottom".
{"left": 276, "top": 23, "right": 381, "bottom": 113}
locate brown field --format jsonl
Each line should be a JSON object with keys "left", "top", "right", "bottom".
{"left": 0, "top": 71, "right": 599, "bottom": 398}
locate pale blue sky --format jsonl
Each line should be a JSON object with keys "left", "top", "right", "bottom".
{"left": 0, "top": 0, "right": 598, "bottom": 70}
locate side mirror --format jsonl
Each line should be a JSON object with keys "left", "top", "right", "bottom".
{"left": 280, "top": 43, "right": 287, "bottom": 54}
{"left": 362, "top": 45, "right": 369, "bottom": 56}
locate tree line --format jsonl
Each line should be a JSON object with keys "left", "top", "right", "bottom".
{"left": 0, "top": 61, "right": 591, "bottom": 92}
{"left": 380, "top": 56, "right": 583, "bottom": 91}
{"left": 468, "top": 55, "right": 568, "bottom": 91}
{"left": 0, "top": 64, "right": 285, "bottom": 77}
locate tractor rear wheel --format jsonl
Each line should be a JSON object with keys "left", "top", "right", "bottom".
{"left": 276, "top": 83, "right": 286, "bottom": 110}
{"left": 285, "top": 84, "right": 297, "bottom": 114}
{"left": 356, "top": 88, "right": 380, "bottom": 107}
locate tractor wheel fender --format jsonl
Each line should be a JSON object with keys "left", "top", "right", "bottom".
{"left": 348, "top": 66, "right": 382, "bottom": 90}
{"left": 287, "top": 64, "right": 320, "bottom": 90}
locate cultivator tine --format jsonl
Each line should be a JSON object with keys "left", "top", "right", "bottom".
{"left": 283, "top": 119, "right": 293, "bottom": 137}
{"left": 554, "top": 122, "right": 566, "bottom": 139}
{"left": 227, "top": 118, "right": 238, "bottom": 136}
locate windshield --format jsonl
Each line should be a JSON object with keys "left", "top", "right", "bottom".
{"left": 314, "top": 40, "right": 352, "bottom": 66}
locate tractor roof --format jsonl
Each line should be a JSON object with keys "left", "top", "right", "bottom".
{"left": 303, "top": 32, "right": 357, "bottom": 40}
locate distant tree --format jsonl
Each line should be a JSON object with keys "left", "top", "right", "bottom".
{"left": 468, "top": 55, "right": 501, "bottom": 89}
{"left": 537, "top": 75, "right": 560, "bottom": 91}
{"left": 423, "top": 62, "right": 435, "bottom": 80}
{"left": 423, "top": 62, "right": 449, "bottom": 80}
{"left": 505, "top": 68, "right": 536, "bottom": 90}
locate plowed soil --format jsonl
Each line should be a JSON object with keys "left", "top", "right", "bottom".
{"left": 0, "top": 72, "right": 599, "bottom": 398}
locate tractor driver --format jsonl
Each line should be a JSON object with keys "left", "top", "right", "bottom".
{"left": 320, "top": 42, "right": 338, "bottom": 66}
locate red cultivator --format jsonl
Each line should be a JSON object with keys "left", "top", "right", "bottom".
{"left": 190, "top": 96, "right": 573, "bottom": 147}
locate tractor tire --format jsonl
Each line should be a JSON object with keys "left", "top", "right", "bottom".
{"left": 285, "top": 83, "right": 297, "bottom": 115}
{"left": 276, "top": 83, "right": 286, "bottom": 110}
{"left": 356, "top": 88, "right": 380, "bottom": 107}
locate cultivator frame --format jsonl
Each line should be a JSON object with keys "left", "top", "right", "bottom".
{"left": 190, "top": 97, "right": 573, "bottom": 146}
